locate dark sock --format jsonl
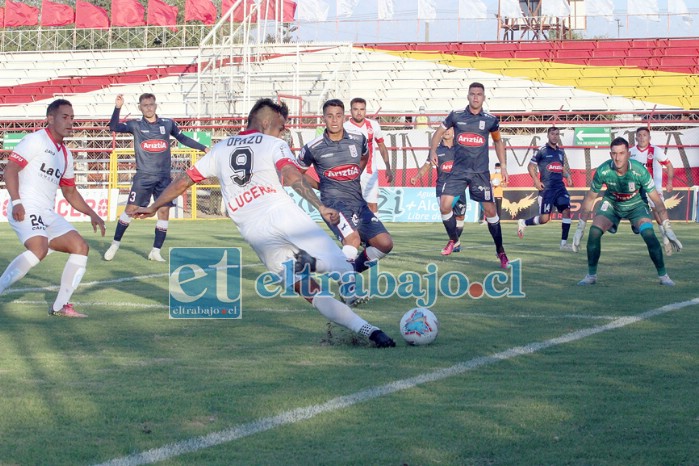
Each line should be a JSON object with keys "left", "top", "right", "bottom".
{"left": 113, "top": 220, "right": 129, "bottom": 242}
{"left": 641, "top": 228, "right": 665, "bottom": 275}
{"left": 587, "top": 226, "right": 603, "bottom": 275}
{"left": 442, "top": 215, "right": 458, "bottom": 241}
{"left": 154, "top": 226, "right": 167, "bottom": 249}
{"left": 487, "top": 221, "right": 504, "bottom": 254}
{"left": 562, "top": 222, "right": 571, "bottom": 241}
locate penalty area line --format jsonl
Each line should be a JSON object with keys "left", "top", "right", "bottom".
{"left": 94, "top": 297, "right": 699, "bottom": 466}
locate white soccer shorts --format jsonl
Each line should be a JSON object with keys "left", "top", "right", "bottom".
{"left": 9, "top": 206, "right": 77, "bottom": 245}
{"left": 360, "top": 170, "right": 379, "bottom": 204}
{"left": 238, "top": 202, "right": 352, "bottom": 286}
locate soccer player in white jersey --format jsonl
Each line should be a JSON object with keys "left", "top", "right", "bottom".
{"left": 0, "top": 99, "right": 106, "bottom": 317}
{"left": 343, "top": 97, "right": 393, "bottom": 213}
{"left": 133, "top": 98, "right": 396, "bottom": 348}
{"left": 630, "top": 127, "right": 675, "bottom": 255}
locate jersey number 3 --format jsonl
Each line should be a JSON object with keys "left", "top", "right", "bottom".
{"left": 229, "top": 147, "right": 253, "bottom": 186}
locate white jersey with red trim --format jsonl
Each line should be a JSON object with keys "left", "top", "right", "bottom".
{"left": 186, "top": 130, "right": 299, "bottom": 226}
{"left": 343, "top": 118, "right": 384, "bottom": 175}
{"left": 629, "top": 144, "right": 670, "bottom": 189}
{"left": 9, "top": 129, "right": 75, "bottom": 210}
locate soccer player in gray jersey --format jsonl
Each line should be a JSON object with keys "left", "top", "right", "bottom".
{"left": 103, "top": 93, "right": 209, "bottom": 262}
{"left": 429, "top": 82, "right": 510, "bottom": 268}
{"left": 298, "top": 99, "right": 393, "bottom": 275}
{"left": 517, "top": 127, "right": 575, "bottom": 250}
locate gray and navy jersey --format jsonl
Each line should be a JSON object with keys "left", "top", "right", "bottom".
{"left": 442, "top": 107, "right": 500, "bottom": 173}
{"left": 530, "top": 143, "right": 567, "bottom": 188}
{"left": 428, "top": 143, "right": 457, "bottom": 188}
{"left": 297, "top": 130, "right": 368, "bottom": 208}
{"left": 109, "top": 107, "right": 207, "bottom": 175}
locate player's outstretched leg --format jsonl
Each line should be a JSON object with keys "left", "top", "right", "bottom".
{"left": 0, "top": 251, "right": 41, "bottom": 295}
{"left": 310, "top": 294, "right": 395, "bottom": 348}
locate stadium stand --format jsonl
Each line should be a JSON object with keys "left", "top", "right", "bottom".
{"left": 1, "top": 38, "right": 698, "bottom": 120}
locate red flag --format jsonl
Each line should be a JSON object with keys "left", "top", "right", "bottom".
{"left": 222, "top": 0, "right": 257, "bottom": 22}
{"left": 5, "top": 0, "right": 39, "bottom": 27}
{"left": 147, "top": 0, "right": 178, "bottom": 30}
{"left": 185, "top": 0, "right": 216, "bottom": 24}
{"left": 111, "top": 0, "right": 146, "bottom": 26}
{"left": 259, "top": 0, "right": 296, "bottom": 22}
{"left": 0, "top": 7, "right": 5, "bottom": 27}
{"left": 41, "top": 0, "right": 74, "bottom": 27}
{"left": 75, "top": 0, "right": 109, "bottom": 28}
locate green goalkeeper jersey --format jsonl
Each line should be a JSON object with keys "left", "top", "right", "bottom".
{"left": 591, "top": 159, "right": 656, "bottom": 209}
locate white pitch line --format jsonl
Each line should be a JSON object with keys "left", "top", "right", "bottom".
{"left": 94, "top": 297, "right": 699, "bottom": 466}
{"left": 9, "top": 301, "right": 622, "bottom": 320}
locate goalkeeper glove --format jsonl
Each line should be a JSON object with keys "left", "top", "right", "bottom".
{"left": 572, "top": 219, "right": 586, "bottom": 253}
{"left": 661, "top": 220, "right": 682, "bottom": 253}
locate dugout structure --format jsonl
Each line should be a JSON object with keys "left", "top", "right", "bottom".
{"left": 108, "top": 149, "right": 225, "bottom": 221}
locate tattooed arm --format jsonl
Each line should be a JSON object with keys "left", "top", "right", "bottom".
{"left": 280, "top": 164, "right": 339, "bottom": 225}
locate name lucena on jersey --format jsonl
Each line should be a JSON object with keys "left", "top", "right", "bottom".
{"left": 141, "top": 139, "right": 169, "bottom": 152}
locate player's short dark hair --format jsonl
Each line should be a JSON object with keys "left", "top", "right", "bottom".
{"left": 139, "top": 93, "right": 156, "bottom": 103}
{"left": 247, "top": 98, "right": 289, "bottom": 126}
{"left": 495, "top": 162, "right": 501, "bottom": 167}
{"left": 323, "top": 99, "right": 345, "bottom": 114}
{"left": 547, "top": 126, "right": 560, "bottom": 134}
{"left": 636, "top": 126, "right": 650, "bottom": 135}
{"left": 350, "top": 97, "right": 366, "bottom": 107}
{"left": 46, "top": 99, "right": 72, "bottom": 117}
{"left": 610, "top": 137, "right": 629, "bottom": 150}
{"left": 469, "top": 82, "right": 485, "bottom": 91}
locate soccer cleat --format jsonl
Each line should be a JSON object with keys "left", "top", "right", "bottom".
{"left": 441, "top": 240, "right": 455, "bottom": 256}
{"left": 662, "top": 236, "right": 673, "bottom": 257}
{"left": 293, "top": 249, "right": 317, "bottom": 274}
{"left": 369, "top": 329, "right": 396, "bottom": 348}
{"left": 577, "top": 274, "right": 597, "bottom": 286}
{"left": 658, "top": 274, "right": 675, "bottom": 286}
{"left": 103, "top": 243, "right": 120, "bottom": 261}
{"left": 497, "top": 252, "right": 510, "bottom": 269}
{"left": 452, "top": 242, "right": 462, "bottom": 253}
{"left": 560, "top": 243, "right": 574, "bottom": 252}
{"left": 343, "top": 294, "right": 370, "bottom": 308}
{"left": 49, "top": 303, "right": 87, "bottom": 318}
{"left": 148, "top": 249, "right": 166, "bottom": 262}
{"left": 517, "top": 219, "right": 526, "bottom": 239}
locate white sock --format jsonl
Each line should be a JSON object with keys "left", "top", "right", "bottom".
{"left": 52, "top": 254, "right": 87, "bottom": 312}
{"left": 364, "top": 246, "right": 387, "bottom": 261}
{"left": 341, "top": 245, "right": 358, "bottom": 261}
{"left": 311, "top": 295, "right": 375, "bottom": 334}
{"left": 0, "top": 251, "right": 41, "bottom": 294}
{"left": 118, "top": 212, "right": 132, "bottom": 224}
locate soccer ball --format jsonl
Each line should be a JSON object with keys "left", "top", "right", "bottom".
{"left": 400, "top": 308, "right": 439, "bottom": 345}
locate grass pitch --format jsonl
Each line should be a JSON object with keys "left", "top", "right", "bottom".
{"left": 1, "top": 220, "right": 697, "bottom": 465}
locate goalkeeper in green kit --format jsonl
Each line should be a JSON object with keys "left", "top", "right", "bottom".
{"left": 572, "top": 137, "right": 682, "bottom": 286}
